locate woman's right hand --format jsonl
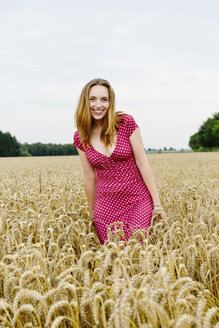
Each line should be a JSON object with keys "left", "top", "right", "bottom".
{"left": 152, "top": 206, "right": 168, "bottom": 226}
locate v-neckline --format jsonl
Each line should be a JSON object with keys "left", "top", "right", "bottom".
{"left": 91, "top": 129, "right": 120, "bottom": 158}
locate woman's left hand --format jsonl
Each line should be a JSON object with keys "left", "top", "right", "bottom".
{"left": 152, "top": 206, "right": 168, "bottom": 226}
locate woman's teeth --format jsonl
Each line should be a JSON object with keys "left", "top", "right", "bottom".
{"left": 93, "top": 109, "right": 103, "bottom": 114}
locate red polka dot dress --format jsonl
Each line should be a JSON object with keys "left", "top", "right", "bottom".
{"left": 73, "top": 114, "right": 153, "bottom": 244}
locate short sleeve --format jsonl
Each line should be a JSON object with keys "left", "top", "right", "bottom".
{"left": 73, "top": 130, "right": 85, "bottom": 152}
{"left": 126, "top": 115, "right": 139, "bottom": 137}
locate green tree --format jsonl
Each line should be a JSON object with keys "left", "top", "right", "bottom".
{"left": 189, "top": 112, "right": 219, "bottom": 151}
{"left": 212, "top": 121, "right": 219, "bottom": 146}
{"left": 189, "top": 132, "right": 200, "bottom": 151}
{"left": 0, "top": 131, "right": 21, "bottom": 157}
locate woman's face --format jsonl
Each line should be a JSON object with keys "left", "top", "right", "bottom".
{"left": 89, "top": 85, "right": 110, "bottom": 122}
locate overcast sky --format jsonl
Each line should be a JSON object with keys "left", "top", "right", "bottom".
{"left": 0, "top": 0, "right": 218, "bottom": 149}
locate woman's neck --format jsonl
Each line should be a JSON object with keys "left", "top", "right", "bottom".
{"left": 92, "top": 119, "right": 103, "bottom": 130}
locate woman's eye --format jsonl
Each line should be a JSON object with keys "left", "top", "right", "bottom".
{"left": 89, "top": 98, "right": 108, "bottom": 102}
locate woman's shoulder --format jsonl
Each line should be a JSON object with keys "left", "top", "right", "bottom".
{"left": 73, "top": 130, "right": 79, "bottom": 138}
{"left": 73, "top": 130, "right": 85, "bottom": 152}
{"left": 117, "top": 113, "right": 139, "bottom": 137}
{"left": 117, "top": 112, "right": 136, "bottom": 124}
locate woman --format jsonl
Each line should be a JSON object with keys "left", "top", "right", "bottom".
{"left": 73, "top": 78, "right": 168, "bottom": 244}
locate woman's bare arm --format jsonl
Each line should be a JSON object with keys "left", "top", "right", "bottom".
{"left": 129, "top": 128, "right": 168, "bottom": 223}
{"left": 77, "top": 148, "right": 97, "bottom": 219}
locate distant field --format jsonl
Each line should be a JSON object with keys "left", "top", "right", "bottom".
{"left": 0, "top": 153, "right": 218, "bottom": 327}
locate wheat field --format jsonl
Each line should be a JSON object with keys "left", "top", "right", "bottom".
{"left": 0, "top": 153, "right": 218, "bottom": 328}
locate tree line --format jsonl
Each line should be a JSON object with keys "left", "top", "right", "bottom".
{"left": 20, "top": 143, "right": 78, "bottom": 156}
{"left": 0, "top": 132, "right": 78, "bottom": 157}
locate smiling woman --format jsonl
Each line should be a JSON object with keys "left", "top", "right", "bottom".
{"left": 73, "top": 78, "right": 168, "bottom": 244}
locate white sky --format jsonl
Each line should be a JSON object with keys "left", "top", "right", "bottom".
{"left": 0, "top": 0, "right": 218, "bottom": 149}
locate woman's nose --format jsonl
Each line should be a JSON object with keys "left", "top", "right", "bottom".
{"left": 95, "top": 99, "right": 102, "bottom": 107}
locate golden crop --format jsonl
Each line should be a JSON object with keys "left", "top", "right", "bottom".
{"left": 0, "top": 153, "right": 218, "bottom": 328}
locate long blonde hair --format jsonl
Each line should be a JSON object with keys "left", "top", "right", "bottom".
{"left": 74, "top": 78, "right": 124, "bottom": 147}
